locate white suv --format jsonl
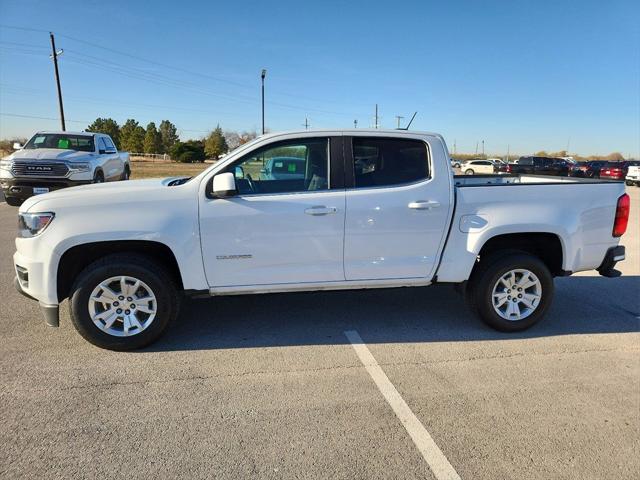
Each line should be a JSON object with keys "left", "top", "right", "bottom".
{"left": 461, "top": 159, "right": 496, "bottom": 175}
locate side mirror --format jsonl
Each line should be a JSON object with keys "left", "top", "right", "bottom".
{"left": 13, "top": 142, "right": 23, "bottom": 150}
{"left": 212, "top": 172, "right": 237, "bottom": 197}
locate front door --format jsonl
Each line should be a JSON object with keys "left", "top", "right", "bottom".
{"left": 343, "top": 136, "right": 451, "bottom": 280}
{"left": 200, "top": 136, "right": 346, "bottom": 287}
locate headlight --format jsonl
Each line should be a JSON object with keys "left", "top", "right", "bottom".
{"left": 0, "top": 159, "right": 13, "bottom": 172}
{"left": 67, "top": 163, "right": 90, "bottom": 173}
{"left": 18, "top": 212, "right": 55, "bottom": 238}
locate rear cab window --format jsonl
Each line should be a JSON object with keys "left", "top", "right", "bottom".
{"left": 351, "top": 137, "right": 429, "bottom": 188}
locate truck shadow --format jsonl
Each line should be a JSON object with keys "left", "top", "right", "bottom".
{"left": 144, "top": 275, "right": 640, "bottom": 352}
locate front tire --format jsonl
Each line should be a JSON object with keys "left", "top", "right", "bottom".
{"left": 120, "top": 165, "right": 130, "bottom": 181}
{"left": 69, "top": 254, "right": 179, "bottom": 350}
{"left": 465, "top": 169, "right": 475, "bottom": 175}
{"left": 93, "top": 170, "right": 105, "bottom": 184}
{"left": 466, "top": 252, "right": 554, "bottom": 332}
{"left": 5, "top": 196, "right": 22, "bottom": 206}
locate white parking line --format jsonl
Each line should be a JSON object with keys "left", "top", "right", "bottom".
{"left": 344, "top": 330, "right": 461, "bottom": 480}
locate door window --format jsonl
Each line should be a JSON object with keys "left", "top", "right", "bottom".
{"left": 226, "top": 138, "right": 329, "bottom": 195}
{"left": 352, "top": 137, "right": 429, "bottom": 188}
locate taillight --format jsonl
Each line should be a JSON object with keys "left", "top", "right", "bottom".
{"left": 506, "top": 164, "right": 512, "bottom": 173}
{"left": 613, "top": 193, "right": 630, "bottom": 237}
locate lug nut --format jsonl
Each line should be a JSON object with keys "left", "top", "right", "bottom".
{"left": 507, "top": 296, "right": 511, "bottom": 300}
{"left": 518, "top": 294, "right": 522, "bottom": 298}
{"left": 125, "top": 310, "right": 130, "bottom": 315}
{"left": 127, "top": 297, "right": 132, "bottom": 302}
{"left": 116, "top": 309, "right": 122, "bottom": 314}
{"left": 113, "top": 301, "right": 119, "bottom": 306}
{"left": 512, "top": 298, "right": 518, "bottom": 302}
{"left": 118, "top": 296, "right": 124, "bottom": 300}
{"left": 130, "top": 304, "right": 136, "bottom": 309}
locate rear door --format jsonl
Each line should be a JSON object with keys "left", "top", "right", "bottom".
{"left": 102, "top": 136, "right": 123, "bottom": 179}
{"left": 343, "top": 135, "right": 451, "bottom": 280}
{"left": 97, "top": 136, "right": 119, "bottom": 180}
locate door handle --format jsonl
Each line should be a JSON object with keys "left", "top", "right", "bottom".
{"left": 304, "top": 206, "right": 337, "bottom": 216}
{"left": 408, "top": 200, "right": 441, "bottom": 210}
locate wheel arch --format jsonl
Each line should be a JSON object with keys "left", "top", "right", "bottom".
{"left": 57, "top": 240, "right": 184, "bottom": 302}
{"left": 474, "top": 232, "right": 565, "bottom": 277}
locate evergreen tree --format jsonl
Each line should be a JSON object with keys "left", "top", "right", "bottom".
{"left": 143, "top": 122, "right": 162, "bottom": 154}
{"left": 204, "top": 125, "right": 228, "bottom": 159}
{"left": 159, "top": 120, "right": 179, "bottom": 153}
{"left": 86, "top": 118, "right": 120, "bottom": 147}
{"left": 119, "top": 119, "right": 144, "bottom": 153}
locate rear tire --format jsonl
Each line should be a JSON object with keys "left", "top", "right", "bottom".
{"left": 120, "top": 165, "right": 130, "bottom": 181}
{"left": 466, "top": 252, "right": 554, "bottom": 332}
{"left": 465, "top": 169, "right": 475, "bottom": 175}
{"left": 5, "top": 196, "right": 22, "bottom": 206}
{"left": 69, "top": 254, "right": 179, "bottom": 350}
{"left": 93, "top": 170, "right": 104, "bottom": 184}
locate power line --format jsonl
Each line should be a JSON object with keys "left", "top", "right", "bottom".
{"left": 0, "top": 24, "right": 371, "bottom": 118}
{"left": 0, "top": 112, "right": 90, "bottom": 123}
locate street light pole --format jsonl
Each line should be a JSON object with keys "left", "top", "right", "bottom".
{"left": 261, "top": 69, "right": 266, "bottom": 135}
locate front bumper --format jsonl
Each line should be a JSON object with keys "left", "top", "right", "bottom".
{"left": 597, "top": 245, "right": 625, "bottom": 278}
{"left": 1, "top": 177, "right": 92, "bottom": 202}
{"left": 14, "top": 276, "right": 59, "bottom": 327}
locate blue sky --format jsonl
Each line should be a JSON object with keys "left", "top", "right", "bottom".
{"left": 1, "top": 0, "right": 638, "bottom": 156}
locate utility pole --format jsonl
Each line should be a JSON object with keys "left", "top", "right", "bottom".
{"left": 395, "top": 115, "right": 404, "bottom": 129}
{"left": 353, "top": 119, "right": 358, "bottom": 128}
{"left": 374, "top": 104, "right": 379, "bottom": 129}
{"left": 302, "top": 117, "right": 310, "bottom": 130}
{"left": 49, "top": 32, "right": 65, "bottom": 131}
{"left": 475, "top": 141, "right": 478, "bottom": 155}
{"left": 482, "top": 140, "right": 485, "bottom": 156}
{"left": 261, "top": 69, "right": 266, "bottom": 135}
{"left": 453, "top": 139, "right": 457, "bottom": 154}
{"left": 507, "top": 144, "right": 510, "bottom": 161}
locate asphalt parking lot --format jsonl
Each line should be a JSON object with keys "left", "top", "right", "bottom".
{"left": 1, "top": 188, "right": 638, "bottom": 480}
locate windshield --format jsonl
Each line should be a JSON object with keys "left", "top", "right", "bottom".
{"left": 24, "top": 134, "right": 95, "bottom": 152}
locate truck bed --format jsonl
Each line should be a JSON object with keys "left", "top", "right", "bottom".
{"left": 436, "top": 174, "right": 626, "bottom": 283}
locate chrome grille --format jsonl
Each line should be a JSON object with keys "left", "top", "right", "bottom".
{"left": 11, "top": 161, "right": 69, "bottom": 177}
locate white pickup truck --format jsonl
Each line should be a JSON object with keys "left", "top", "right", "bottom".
{"left": 1, "top": 131, "right": 130, "bottom": 206}
{"left": 13, "top": 130, "right": 629, "bottom": 350}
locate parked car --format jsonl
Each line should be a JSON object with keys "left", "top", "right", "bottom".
{"left": 493, "top": 162, "right": 513, "bottom": 174}
{"left": 599, "top": 163, "right": 625, "bottom": 181}
{"left": 569, "top": 160, "right": 607, "bottom": 178}
{"left": 625, "top": 164, "right": 640, "bottom": 187}
{"left": 0, "top": 131, "right": 130, "bottom": 206}
{"left": 450, "top": 159, "right": 461, "bottom": 168}
{"left": 460, "top": 159, "right": 496, "bottom": 175}
{"left": 510, "top": 156, "right": 570, "bottom": 176}
{"left": 13, "top": 130, "right": 628, "bottom": 350}
{"left": 600, "top": 161, "right": 640, "bottom": 181}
